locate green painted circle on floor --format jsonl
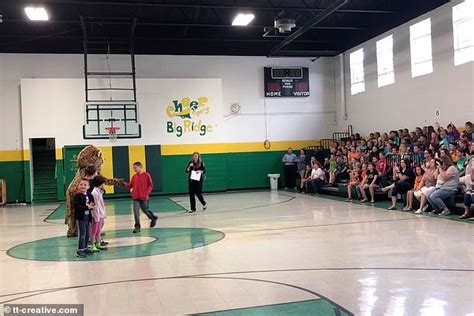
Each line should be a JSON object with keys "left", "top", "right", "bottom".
{"left": 7, "top": 227, "right": 225, "bottom": 262}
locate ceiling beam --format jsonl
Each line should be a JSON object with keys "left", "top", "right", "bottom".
{"left": 2, "top": 18, "right": 366, "bottom": 30}
{"left": 273, "top": 50, "right": 340, "bottom": 56}
{"left": 0, "top": 34, "right": 335, "bottom": 43}
{"left": 269, "top": 0, "right": 349, "bottom": 55}
{"left": 11, "top": 0, "right": 397, "bottom": 14}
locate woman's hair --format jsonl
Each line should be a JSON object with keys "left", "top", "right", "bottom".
{"left": 401, "top": 158, "right": 410, "bottom": 166}
{"left": 192, "top": 152, "right": 202, "bottom": 168}
{"left": 440, "top": 155, "right": 455, "bottom": 168}
{"left": 415, "top": 165, "right": 425, "bottom": 175}
{"left": 427, "top": 126, "right": 435, "bottom": 136}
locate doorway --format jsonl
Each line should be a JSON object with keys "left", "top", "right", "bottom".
{"left": 31, "top": 138, "right": 57, "bottom": 203}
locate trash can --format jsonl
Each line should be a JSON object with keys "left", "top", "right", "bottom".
{"left": 267, "top": 174, "right": 280, "bottom": 190}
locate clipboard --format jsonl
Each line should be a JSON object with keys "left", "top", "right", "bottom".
{"left": 190, "top": 170, "right": 202, "bottom": 181}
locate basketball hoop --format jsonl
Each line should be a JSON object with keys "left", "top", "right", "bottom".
{"left": 105, "top": 126, "right": 120, "bottom": 143}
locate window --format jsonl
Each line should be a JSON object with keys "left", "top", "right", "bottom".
{"left": 376, "top": 35, "right": 395, "bottom": 87}
{"left": 453, "top": 0, "right": 474, "bottom": 65}
{"left": 350, "top": 48, "right": 365, "bottom": 95}
{"left": 410, "top": 18, "right": 433, "bottom": 77}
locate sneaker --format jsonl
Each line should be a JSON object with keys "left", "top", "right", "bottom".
{"left": 402, "top": 206, "right": 412, "bottom": 212}
{"left": 439, "top": 209, "right": 451, "bottom": 216}
{"left": 422, "top": 204, "right": 429, "bottom": 212}
{"left": 414, "top": 209, "right": 423, "bottom": 214}
{"left": 76, "top": 251, "right": 87, "bottom": 258}
{"left": 370, "top": 200, "right": 375, "bottom": 204}
{"left": 345, "top": 198, "right": 353, "bottom": 202}
{"left": 90, "top": 244, "right": 100, "bottom": 252}
{"left": 150, "top": 217, "right": 157, "bottom": 228}
{"left": 95, "top": 243, "right": 108, "bottom": 250}
{"left": 431, "top": 210, "right": 441, "bottom": 215}
{"left": 84, "top": 249, "right": 94, "bottom": 255}
{"left": 203, "top": 204, "right": 207, "bottom": 211}
{"left": 387, "top": 206, "right": 397, "bottom": 210}
{"left": 100, "top": 241, "right": 109, "bottom": 246}
{"left": 133, "top": 227, "right": 141, "bottom": 233}
{"left": 188, "top": 210, "right": 196, "bottom": 214}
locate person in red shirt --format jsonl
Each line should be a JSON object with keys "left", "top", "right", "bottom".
{"left": 376, "top": 152, "right": 387, "bottom": 176}
{"left": 124, "top": 161, "right": 157, "bottom": 233}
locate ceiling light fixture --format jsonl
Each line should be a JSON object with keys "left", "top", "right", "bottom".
{"left": 24, "top": 6, "right": 49, "bottom": 21}
{"left": 232, "top": 13, "right": 255, "bottom": 26}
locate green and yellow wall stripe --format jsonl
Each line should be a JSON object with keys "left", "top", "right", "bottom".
{"left": 0, "top": 139, "right": 318, "bottom": 202}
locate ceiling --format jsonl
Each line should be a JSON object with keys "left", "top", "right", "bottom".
{"left": 0, "top": 0, "right": 449, "bottom": 57}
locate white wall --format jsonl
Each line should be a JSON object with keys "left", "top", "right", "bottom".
{"left": 21, "top": 78, "right": 225, "bottom": 147}
{"left": 335, "top": 0, "right": 474, "bottom": 135}
{"left": 1, "top": 54, "right": 337, "bottom": 151}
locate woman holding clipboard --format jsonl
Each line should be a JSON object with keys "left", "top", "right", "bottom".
{"left": 186, "top": 152, "right": 207, "bottom": 213}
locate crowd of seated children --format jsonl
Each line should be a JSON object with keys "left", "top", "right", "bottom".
{"left": 291, "top": 121, "right": 473, "bottom": 220}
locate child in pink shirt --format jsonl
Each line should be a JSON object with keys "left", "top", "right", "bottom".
{"left": 90, "top": 176, "right": 108, "bottom": 252}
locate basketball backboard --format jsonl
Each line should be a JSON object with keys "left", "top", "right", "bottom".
{"left": 83, "top": 103, "right": 141, "bottom": 139}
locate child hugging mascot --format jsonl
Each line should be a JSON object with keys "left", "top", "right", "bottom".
{"left": 65, "top": 145, "right": 124, "bottom": 237}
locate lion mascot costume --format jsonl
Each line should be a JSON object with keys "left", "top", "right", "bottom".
{"left": 65, "top": 145, "right": 122, "bottom": 237}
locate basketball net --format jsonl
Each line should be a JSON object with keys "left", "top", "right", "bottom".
{"left": 105, "top": 126, "right": 120, "bottom": 143}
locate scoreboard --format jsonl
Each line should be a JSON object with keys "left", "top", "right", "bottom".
{"left": 264, "top": 67, "right": 310, "bottom": 97}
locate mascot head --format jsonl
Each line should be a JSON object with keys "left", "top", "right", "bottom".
{"left": 77, "top": 145, "right": 104, "bottom": 171}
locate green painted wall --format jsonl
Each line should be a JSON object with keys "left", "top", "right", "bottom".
{"left": 160, "top": 151, "right": 286, "bottom": 194}
{"left": 226, "top": 151, "right": 285, "bottom": 189}
{"left": 1, "top": 149, "right": 289, "bottom": 203}
{"left": 0, "top": 161, "right": 29, "bottom": 203}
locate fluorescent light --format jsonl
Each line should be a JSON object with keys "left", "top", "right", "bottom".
{"left": 25, "top": 7, "right": 49, "bottom": 21}
{"left": 232, "top": 13, "right": 255, "bottom": 26}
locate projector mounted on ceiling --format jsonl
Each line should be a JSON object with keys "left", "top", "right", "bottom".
{"left": 274, "top": 18, "right": 296, "bottom": 33}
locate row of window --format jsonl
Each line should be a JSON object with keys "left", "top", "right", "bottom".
{"left": 350, "top": 0, "right": 474, "bottom": 95}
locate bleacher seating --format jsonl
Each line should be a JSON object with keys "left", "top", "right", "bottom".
{"left": 301, "top": 122, "right": 472, "bottom": 216}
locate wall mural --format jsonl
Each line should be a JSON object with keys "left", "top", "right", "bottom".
{"left": 166, "top": 96, "right": 214, "bottom": 138}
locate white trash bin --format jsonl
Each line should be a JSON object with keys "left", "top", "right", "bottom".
{"left": 267, "top": 174, "right": 280, "bottom": 190}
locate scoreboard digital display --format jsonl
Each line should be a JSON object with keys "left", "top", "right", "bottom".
{"left": 264, "top": 67, "right": 310, "bottom": 97}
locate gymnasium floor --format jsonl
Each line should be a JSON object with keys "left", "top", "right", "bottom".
{"left": 1, "top": 191, "right": 473, "bottom": 315}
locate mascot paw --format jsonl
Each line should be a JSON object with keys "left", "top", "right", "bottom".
{"left": 115, "top": 178, "right": 126, "bottom": 187}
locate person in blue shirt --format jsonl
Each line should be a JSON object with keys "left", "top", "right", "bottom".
{"left": 282, "top": 148, "right": 297, "bottom": 189}
{"left": 413, "top": 145, "right": 424, "bottom": 166}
